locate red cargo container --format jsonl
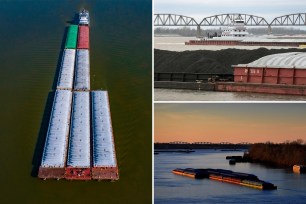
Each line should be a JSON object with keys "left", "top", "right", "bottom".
{"left": 77, "top": 25, "right": 89, "bottom": 49}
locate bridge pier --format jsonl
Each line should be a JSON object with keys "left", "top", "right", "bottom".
{"left": 196, "top": 25, "right": 202, "bottom": 38}
{"left": 268, "top": 25, "right": 272, "bottom": 35}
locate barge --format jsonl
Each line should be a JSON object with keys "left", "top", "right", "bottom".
{"left": 219, "top": 52, "right": 306, "bottom": 96}
{"left": 172, "top": 168, "right": 277, "bottom": 190}
{"left": 91, "top": 91, "right": 119, "bottom": 180}
{"left": 74, "top": 49, "right": 90, "bottom": 90}
{"left": 185, "top": 39, "right": 306, "bottom": 47}
{"left": 155, "top": 52, "right": 306, "bottom": 96}
{"left": 57, "top": 49, "right": 76, "bottom": 90}
{"left": 66, "top": 92, "right": 91, "bottom": 180}
{"left": 38, "top": 90, "right": 72, "bottom": 180}
{"left": 38, "top": 10, "right": 119, "bottom": 181}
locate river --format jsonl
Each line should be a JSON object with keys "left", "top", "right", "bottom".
{"left": 0, "top": 0, "right": 151, "bottom": 203}
{"left": 154, "top": 88, "right": 306, "bottom": 101}
{"left": 154, "top": 150, "right": 306, "bottom": 203}
{"left": 154, "top": 36, "right": 305, "bottom": 51}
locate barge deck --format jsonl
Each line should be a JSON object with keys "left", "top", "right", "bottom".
{"left": 91, "top": 91, "right": 119, "bottom": 180}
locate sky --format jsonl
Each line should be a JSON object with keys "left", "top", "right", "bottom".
{"left": 155, "top": 103, "right": 306, "bottom": 144}
{"left": 154, "top": 0, "right": 306, "bottom": 23}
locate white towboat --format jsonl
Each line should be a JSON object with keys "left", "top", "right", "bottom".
{"left": 219, "top": 19, "right": 249, "bottom": 38}
{"left": 79, "top": 9, "right": 90, "bottom": 25}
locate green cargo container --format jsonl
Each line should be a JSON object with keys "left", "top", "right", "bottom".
{"left": 65, "top": 25, "right": 78, "bottom": 49}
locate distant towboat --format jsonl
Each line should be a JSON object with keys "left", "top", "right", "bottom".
{"left": 293, "top": 165, "right": 306, "bottom": 173}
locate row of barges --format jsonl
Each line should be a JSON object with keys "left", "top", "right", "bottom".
{"left": 172, "top": 168, "right": 277, "bottom": 190}
{"left": 38, "top": 10, "right": 119, "bottom": 181}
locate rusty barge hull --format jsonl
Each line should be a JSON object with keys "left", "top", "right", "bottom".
{"left": 185, "top": 40, "right": 305, "bottom": 47}
{"left": 38, "top": 167, "right": 66, "bottom": 180}
{"left": 92, "top": 167, "right": 119, "bottom": 180}
{"left": 216, "top": 82, "right": 306, "bottom": 96}
{"left": 65, "top": 167, "right": 91, "bottom": 180}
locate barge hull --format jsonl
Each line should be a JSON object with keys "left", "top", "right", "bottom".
{"left": 185, "top": 40, "right": 304, "bottom": 47}
{"left": 92, "top": 167, "right": 119, "bottom": 180}
{"left": 65, "top": 167, "right": 91, "bottom": 180}
{"left": 38, "top": 167, "right": 65, "bottom": 180}
{"left": 216, "top": 82, "right": 306, "bottom": 96}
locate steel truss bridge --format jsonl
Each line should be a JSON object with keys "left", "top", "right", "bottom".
{"left": 154, "top": 13, "right": 306, "bottom": 37}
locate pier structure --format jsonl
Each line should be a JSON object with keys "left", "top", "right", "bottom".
{"left": 38, "top": 11, "right": 118, "bottom": 181}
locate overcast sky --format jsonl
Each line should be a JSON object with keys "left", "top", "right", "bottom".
{"left": 155, "top": 103, "right": 306, "bottom": 143}
{"left": 154, "top": 0, "right": 306, "bottom": 22}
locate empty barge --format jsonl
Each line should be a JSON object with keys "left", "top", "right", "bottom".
{"left": 172, "top": 168, "right": 277, "bottom": 190}
{"left": 38, "top": 10, "right": 119, "bottom": 181}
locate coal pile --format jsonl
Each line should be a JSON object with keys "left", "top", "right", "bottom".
{"left": 155, "top": 48, "right": 306, "bottom": 74}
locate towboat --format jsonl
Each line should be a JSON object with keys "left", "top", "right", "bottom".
{"left": 218, "top": 19, "right": 249, "bottom": 38}
{"left": 79, "top": 9, "right": 90, "bottom": 25}
{"left": 293, "top": 165, "right": 306, "bottom": 173}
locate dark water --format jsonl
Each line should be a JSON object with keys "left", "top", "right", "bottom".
{"left": 0, "top": 0, "right": 151, "bottom": 203}
{"left": 155, "top": 150, "right": 306, "bottom": 203}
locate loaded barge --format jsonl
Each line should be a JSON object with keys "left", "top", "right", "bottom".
{"left": 38, "top": 9, "right": 119, "bottom": 181}
{"left": 155, "top": 52, "right": 306, "bottom": 96}
{"left": 186, "top": 38, "right": 306, "bottom": 47}
{"left": 172, "top": 168, "right": 277, "bottom": 190}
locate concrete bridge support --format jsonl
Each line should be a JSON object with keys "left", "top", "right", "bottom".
{"left": 268, "top": 25, "right": 272, "bottom": 35}
{"left": 196, "top": 25, "right": 202, "bottom": 38}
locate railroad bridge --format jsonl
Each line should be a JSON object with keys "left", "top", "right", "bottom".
{"left": 154, "top": 13, "right": 306, "bottom": 37}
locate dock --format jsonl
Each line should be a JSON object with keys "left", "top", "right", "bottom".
{"left": 38, "top": 10, "right": 119, "bottom": 181}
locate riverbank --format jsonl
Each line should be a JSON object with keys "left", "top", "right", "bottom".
{"left": 154, "top": 143, "right": 249, "bottom": 150}
{"left": 246, "top": 143, "right": 306, "bottom": 167}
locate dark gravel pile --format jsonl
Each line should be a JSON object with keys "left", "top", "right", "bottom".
{"left": 154, "top": 48, "right": 306, "bottom": 74}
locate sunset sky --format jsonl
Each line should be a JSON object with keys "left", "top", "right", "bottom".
{"left": 155, "top": 103, "right": 306, "bottom": 143}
